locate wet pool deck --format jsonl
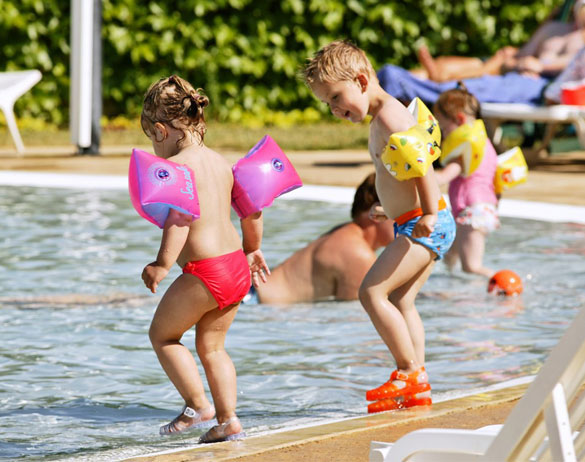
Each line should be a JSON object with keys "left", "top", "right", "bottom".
{"left": 126, "top": 384, "right": 526, "bottom": 462}
{"left": 1, "top": 145, "right": 584, "bottom": 461}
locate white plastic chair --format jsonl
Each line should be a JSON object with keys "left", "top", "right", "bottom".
{"left": 370, "top": 306, "right": 585, "bottom": 462}
{"left": 0, "top": 70, "right": 42, "bottom": 154}
{"left": 481, "top": 102, "right": 585, "bottom": 164}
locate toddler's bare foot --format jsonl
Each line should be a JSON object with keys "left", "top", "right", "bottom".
{"left": 199, "top": 416, "right": 246, "bottom": 443}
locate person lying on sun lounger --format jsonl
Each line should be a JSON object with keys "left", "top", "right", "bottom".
{"left": 414, "top": 0, "right": 585, "bottom": 82}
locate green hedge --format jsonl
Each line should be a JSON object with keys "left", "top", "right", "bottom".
{"left": 0, "top": 0, "right": 559, "bottom": 126}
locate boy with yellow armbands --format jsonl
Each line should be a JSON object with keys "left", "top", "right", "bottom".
{"left": 303, "top": 40, "right": 455, "bottom": 413}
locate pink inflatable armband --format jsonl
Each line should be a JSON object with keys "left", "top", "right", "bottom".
{"left": 231, "top": 135, "right": 302, "bottom": 218}
{"left": 128, "top": 148, "right": 200, "bottom": 228}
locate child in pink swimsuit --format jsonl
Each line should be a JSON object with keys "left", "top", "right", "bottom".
{"left": 139, "top": 75, "right": 270, "bottom": 442}
{"left": 434, "top": 83, "right": 499, "bottom": 278}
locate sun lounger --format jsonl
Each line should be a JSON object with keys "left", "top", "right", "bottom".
{"left": 369, "top": 305, "right": 585, "bottom": 461}
{"left": 481, "top": 102, "right": 585, "bottom": 163}
{"left": 377, "top": 64, "right": 550, "bottom": 106}
{"left": 0, "top": 70, "right": 42, "bottom": 154}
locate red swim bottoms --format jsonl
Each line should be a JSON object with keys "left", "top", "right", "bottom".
{"left": 182, "top": 249, "right": 251, "bottom": 309}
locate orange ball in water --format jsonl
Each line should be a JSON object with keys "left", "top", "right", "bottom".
{"left": 487, "top": 270, "right": 523, "bottom": 296}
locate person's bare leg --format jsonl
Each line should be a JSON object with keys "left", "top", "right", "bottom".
{"left": 196, "top": 304, "right": 239, "bottom": 418}
{"left": 417, "top": 44, "right": 493, "bottom": 82}
{"left": 457, "top": 224, "right": 495, "bottom": 278}
{"left": 409, "top": 67, "right": 429, "bottom": 79}
{"left": 443, "top": 232, "right": 460, "bottom": 273}
{"left": 359, "top": 236, "right": 434, "bottom": 373}
{"left": 480, "top": 49, "right": 508, "bottom": 75}
{"left": 196, "top": 302, "right": 244, "bottom": 439}
{"left": 389, "top": 260, "right": 435, "bottom": 365}
{"left": 149, "top": 274, "right": 217, "bottom": 430}
{"left": 416, "top": 44, "right": 444, "bottom": 82}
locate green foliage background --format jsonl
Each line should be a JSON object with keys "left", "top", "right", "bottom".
{"left": 0, "top": 0, "right": 561, "bottom": 126}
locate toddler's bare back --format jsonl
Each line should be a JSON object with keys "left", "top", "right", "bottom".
{"left": 171, "top": 145, "right": 242, "bottom": 264}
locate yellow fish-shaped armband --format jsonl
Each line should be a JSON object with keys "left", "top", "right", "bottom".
{"left": 440, "top": 119, "right": 488, "bottom": 177}
{"left": 381, "top": 124, "right": 441, "bottom": 180}
{"left": 407, "top": 97, "right": 441, "bottom": 147}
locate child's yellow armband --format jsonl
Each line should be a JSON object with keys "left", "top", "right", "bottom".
{"left": 440, "top": 119, "right": 487, "bottom": 177}
{"left": 407, "top": 97, "right": 441, "bottom": 147}
{"left": 494, "top": 146, "right": 528, "bottom": 194}
{"left": 381, "top": 125, "right": 441, "bottom": 181}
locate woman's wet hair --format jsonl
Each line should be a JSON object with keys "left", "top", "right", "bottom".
{"left": 351, "top": 172, "right": 379, "bottom": 220}
{"left": 433, "top": 81, "right": 481, "bottom": 121}
{"left": 141, "top": 75, "right": 209, "bottom": 145}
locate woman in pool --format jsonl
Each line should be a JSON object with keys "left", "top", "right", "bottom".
{"left": 139, "top": 75, "right": 269, "bottom": 442}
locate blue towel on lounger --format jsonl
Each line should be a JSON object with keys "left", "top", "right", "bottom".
{"left": 377, "top": 64, "right": 551, "bottom": 105}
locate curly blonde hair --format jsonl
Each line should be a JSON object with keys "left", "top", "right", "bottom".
{"left": 303, "top": 40, "right": 377, "bottom": 86}
{"left": 141, "top": 75, "right": 209, "bottom": 145}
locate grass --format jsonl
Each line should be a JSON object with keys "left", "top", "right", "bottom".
{"left": 0, "top": 120, "right": 370, "bottom": 152}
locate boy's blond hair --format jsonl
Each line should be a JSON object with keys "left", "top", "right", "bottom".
{"left": 303, "top": 40, "right": 377, "bottom": 86}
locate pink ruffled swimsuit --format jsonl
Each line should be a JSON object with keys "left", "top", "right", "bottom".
{"left": 448, "top": 138, "right": 499, "bottom": 231}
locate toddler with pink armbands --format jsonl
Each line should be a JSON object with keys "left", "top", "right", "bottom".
{"left": 129, "top": 74, "right": 300, "bottom": 442}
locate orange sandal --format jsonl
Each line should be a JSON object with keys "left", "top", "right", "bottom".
{"left": 367, "top": 394, "right": 432, "bottom": 413}
{"left": 366, "top": 367, "right": 430, "bottom": 401}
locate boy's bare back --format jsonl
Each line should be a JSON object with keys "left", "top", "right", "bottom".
{"left": 170, "top": 145, "right": 242, "bottom": 265}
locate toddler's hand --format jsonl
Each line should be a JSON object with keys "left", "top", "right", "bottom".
{"left": 412, "top": 214, "right": 437, "bottom": 238}
{"left": 368, "top": 202, "right": 388, "bottom": 223}
{"left": 142, "top": 262, "right": 169, "bottom": 294}
{"left": 246, "top": 249, "right": 270, "bottom": 288}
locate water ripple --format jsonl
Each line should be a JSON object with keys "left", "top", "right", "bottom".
{"left": 0, "top": 186, "right": 584, "bottom": 460}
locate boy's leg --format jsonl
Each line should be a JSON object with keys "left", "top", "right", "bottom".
{"left": 196, "top": 303, "right": 240, "bottom": 424}
{"left": 149, "top": 274, "right": 217, "bottom": 426}
{"left": 457, "top": 224, "right": 494, "bottom": 278}
{"left": 389, "top": 260, "right": 435, "bottom": 365}
{"left": 359, "top": 235, "right": 434, "bottom": 372}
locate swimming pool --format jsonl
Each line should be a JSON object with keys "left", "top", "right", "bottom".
{"left": 0, "top": 179, "right": 584, "bottom": 461}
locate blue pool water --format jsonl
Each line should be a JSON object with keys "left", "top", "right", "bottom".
{"left": 1, "top": 185, "right": 585, "bottom": 461}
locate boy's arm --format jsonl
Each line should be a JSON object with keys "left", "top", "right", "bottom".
{"left": 240, "top": 211, "right": 270, "bottom": 287}
{"left": 142, "top": 209, "right": 192, "bottom": 293}
{"left": 413, "top": 170, "right": 439, "bottom": 238}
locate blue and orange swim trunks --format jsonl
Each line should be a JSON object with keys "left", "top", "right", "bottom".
{"left": 393, "top": 197, "right": 456, "bottom": 260}
{"left": 182, "top": 249, "right": 250, "bottom": 309}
